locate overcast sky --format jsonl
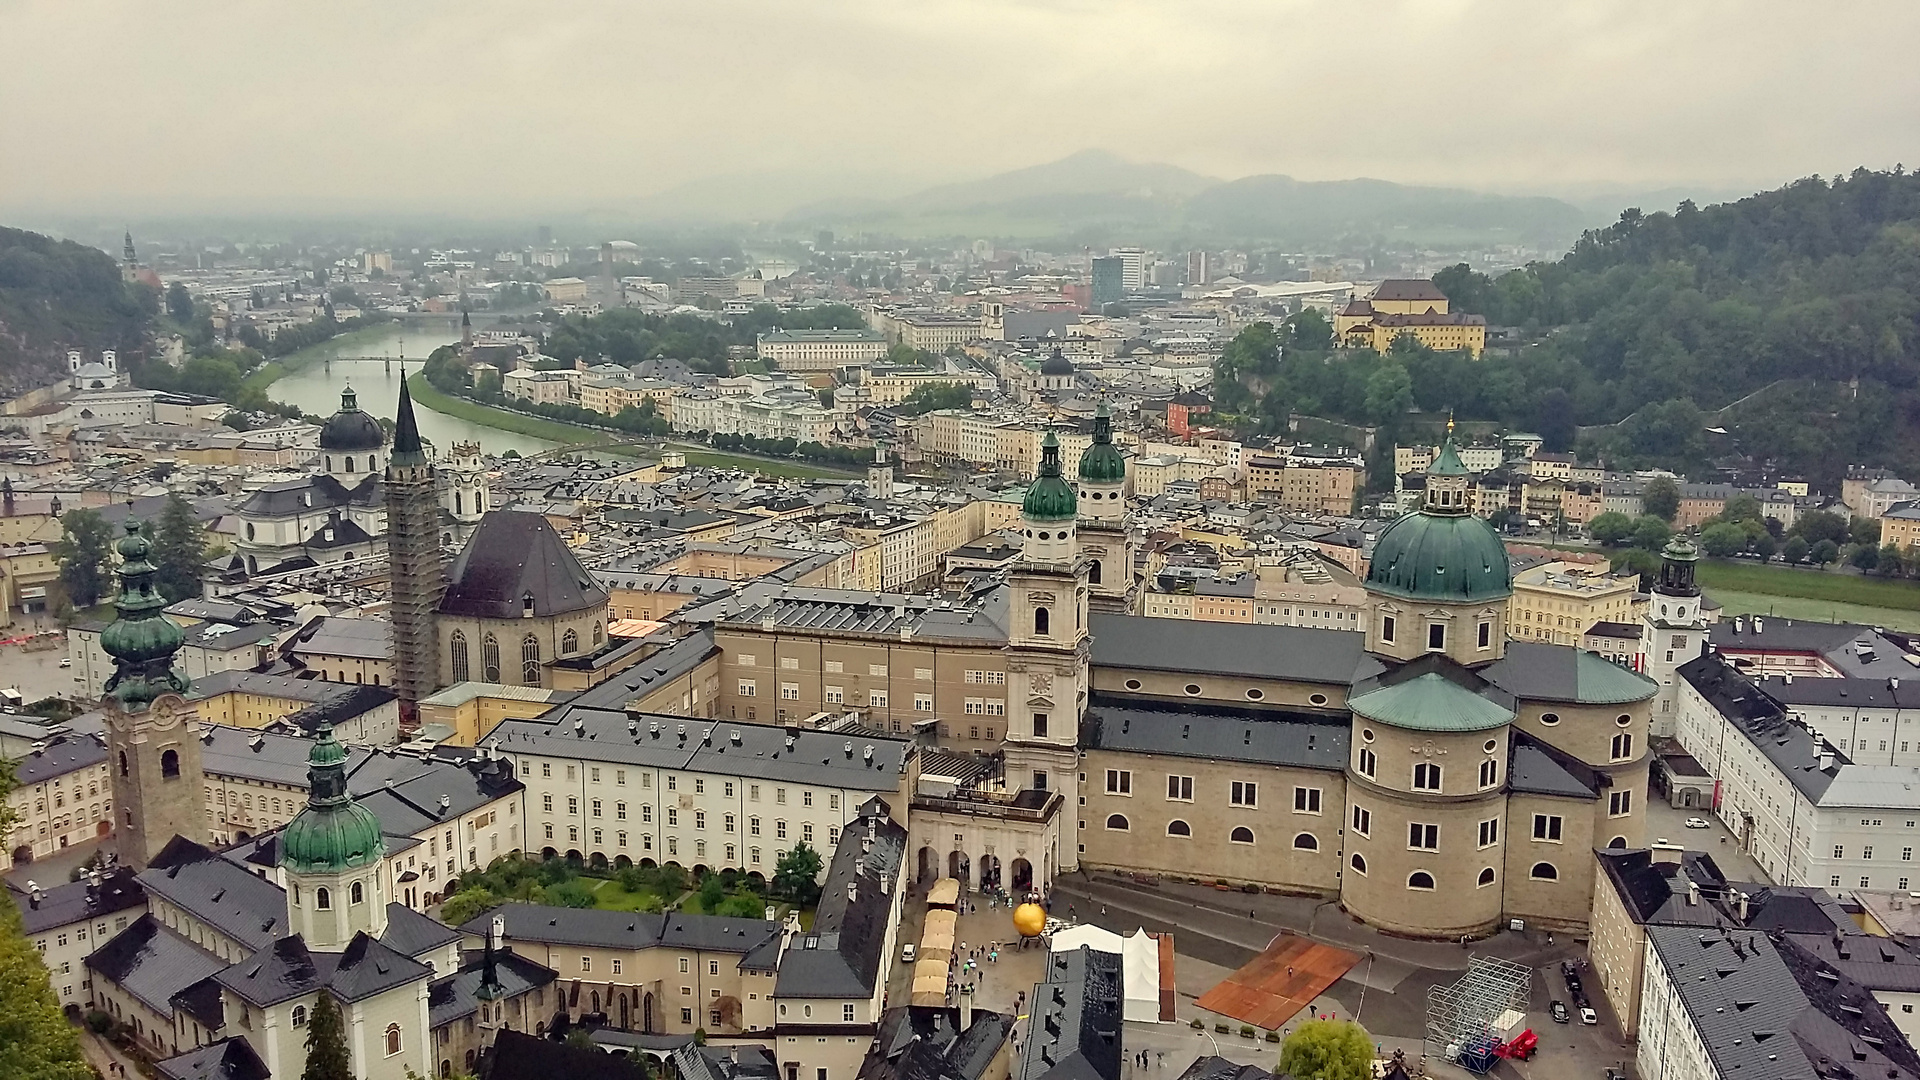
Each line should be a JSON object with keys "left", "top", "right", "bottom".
{"left": 3, "top": 0, "right": 1916, "bottom": 217}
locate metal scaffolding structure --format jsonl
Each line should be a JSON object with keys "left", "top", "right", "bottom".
{"left": 1425, "top": 954, "right": 1533, "bottom": 1050}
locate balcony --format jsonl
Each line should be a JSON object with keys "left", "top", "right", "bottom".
{"left": 911, "top": 785, "right": 1061, "bottom": 824}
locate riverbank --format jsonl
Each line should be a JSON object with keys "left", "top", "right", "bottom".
{"left": 241, "top": 321, "right": 409, "bottom": 394}
{"left": 405, "top": 375, "right": 859, "bottom": 480}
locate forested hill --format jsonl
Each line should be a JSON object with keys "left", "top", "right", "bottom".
{"left": 0, "top": 227, "right": 155, "bottom": 393}
{"left": 1431, "top": 167, "right": 1920, "bottom": 485}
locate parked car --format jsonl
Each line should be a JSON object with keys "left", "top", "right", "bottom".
{"left": 1580, "top": 1005, "right": 1598, "bottom": 1026}
{"left": 902, "top": 942, "right": 916, "bottom": 963}
{"left": 57, "top": 658, "right": 71, "bottom": 668}
{"left": 1685, "top": 817, "right": 1710, "bottom": 829}
{"left": 1550, "top": 1000, "right": 1569, "bottom": 1024}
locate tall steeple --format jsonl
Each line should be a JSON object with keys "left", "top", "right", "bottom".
{"left": 122, "top": 230, "right": 136, "bottom": 267}
{"left": 386, "top": 375, "right": 445, "bottom": 723}
{"left": 101, "top": 518, "right": 206, "bottom": 869}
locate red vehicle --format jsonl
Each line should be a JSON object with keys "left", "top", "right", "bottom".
{"left": 1494, "top": 1029, "right": 1538, "bottom": 1061}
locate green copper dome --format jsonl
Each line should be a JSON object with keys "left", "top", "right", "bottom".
{"left": 1367, "top": 511, "right": 1512, "bottom": 602}
{"left": 280, "top": 721, "right": 385, "bottom": 875}
{"left": 101, "top": 519, "right": 189, "bottom": 708}
{"left": 1023, "top": 432, "right": 1078, "bottom": 522}
{"left": 1077, "top": 404, "right": 1126, "bottom": 484}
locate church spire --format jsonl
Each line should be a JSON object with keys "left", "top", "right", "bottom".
{"left": 391, "top": 372, "right": 427, "bottom": 467}
{"left": 100, "top": 520, "right": 189, "bottom": 709}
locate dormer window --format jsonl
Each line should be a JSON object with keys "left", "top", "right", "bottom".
{"left": 523, "top": 594, "right": 536, "bottom": 617}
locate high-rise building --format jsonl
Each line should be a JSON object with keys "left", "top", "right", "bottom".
{"left": 385, "top": 377, "right": 444, "bottom": 721}
{"left": 1090, "top": 257, "right": 1124, "bottom": 308}
{"left": 1186, "top": 250, "right": 1210, "bottom": 286}
{"left": 1108, "top": 247, "right": 1145, "bottom": 291}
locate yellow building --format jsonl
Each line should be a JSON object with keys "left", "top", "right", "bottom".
{"left": 1882, "top": 505, "right": 1920, "bottom": 552}
{"left": 417, "top": 682, "right": 575, "bottom": 747}
{"left": 1509, "top": 561, "right": 1638, "bottom": 647}
{"left": 1335, "top": 281, "right": 1485, "bottom": 357}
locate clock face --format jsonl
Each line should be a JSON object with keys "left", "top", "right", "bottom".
{"left": 150, "top": 695, "right": 183, "bottom": 729}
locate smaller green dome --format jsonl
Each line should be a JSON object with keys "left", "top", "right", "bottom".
{"left": 101, "top": 519, "right": 188, "bottom": 708}
{"left": 1077, "top": 404, "right": 1126, "bottom": 484}
{"left": 280, "top": 721, "right": 385, "bottom": 875}
{"left": 1023, "top": 432, "right": 1077, "bottom": 522}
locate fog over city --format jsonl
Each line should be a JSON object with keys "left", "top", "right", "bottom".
{"left": 4, "top": 0, "right": 1918, "bottom": 219}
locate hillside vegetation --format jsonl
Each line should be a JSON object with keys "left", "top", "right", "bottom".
{"left": 0, "top": 227, "right": 154, "bottom": 392}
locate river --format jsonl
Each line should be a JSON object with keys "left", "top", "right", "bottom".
{"left": 264, "top": 323, "right": 561, "bottom": 456}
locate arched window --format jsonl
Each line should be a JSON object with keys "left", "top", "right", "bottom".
{"left": 1105, "top": 814, "right": 1129, "bottom": 831}
{"left": 1407, "top": 871, "right": 1435, "bottom": 890}
{"left": 118, "top": 752, "right": 129, "bottom": 778}
{"left": 482, "top": 633, "right": 501, "bottom": 682}
{"left": 1034, "top": 607, "right": 1050, "bottom": 636}
{"left": 521, "top": 633, "right": 541, "bottom": 685}
{"left": 1166, "top": 820, "right": 1191, "bottom": 837}
{"left": 1088, "top": 560, "right": 1103, "bottom": 585}
{"left": 291, "top": 883, "right": 300, "bottom": 905}
{"left": 245, "top": 522, "right": 255, "bottom": 541}
{"left": 1350, "top": 853, "right": 1367, "bottom": 875}
{"left": 1293, "top": 832, "right": 1318, "bottom": 851}
{"left": 161, "top": 750, "right": 179, "bottom": 779}
{"left": 1608, "top": 836, "right": 1628, "bottom": 850}
{"left": 385, "top": 1024, "right": 402, "bottom": 1056}
{"left": 1477, "top": 867, "right": 1496, "bottom": 887}
{"left": 346, "top": 456, "right": 355, "bottom": 473}
{"left": 316, "top": 887, "right": 332, "bottom": 910}
{"left": 449, "top": 631, "right": 469, "bottom": 683}
{"left": 562, "top": 629, "right": 578, "bottom": 655}
{"left": 324, "top": 457, "right": 331, "bottom": 472}
{"left": 454, "top": 491, "right": 463, "bottom": 516}
{"left": 593, "top": 622, "right": 604, "bottom": 646}
{"left": 292, "top": 1005, "right": 307, "bottom": 1028}
{"left": 1530, "top": 862, "right": 1559, "bottom": 881}
{"left": 1230, "top": 826, "right": 1255, "bottom": 845}
{"left": 351, "top": 881, "right": 364, "bottom": 904}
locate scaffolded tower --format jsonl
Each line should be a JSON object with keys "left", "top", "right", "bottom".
{"left": 1425, "top": 954, "right": 1533, "bottom": 1053}
{"left": 385, "top": 375, "right": 445, "bottom": 723}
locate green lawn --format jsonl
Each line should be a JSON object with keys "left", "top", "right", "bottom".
{"left": 586, "top": 878, "right": 667, "bottom": 913}
{"left": 1695, "top": 559, "right": 1920, "bottom": 613}
{"left": 1703, "top": 587, "right": 1920, "bottom": 634}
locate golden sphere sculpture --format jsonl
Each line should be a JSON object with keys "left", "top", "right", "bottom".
{"left": 1012, "top": 902, "right": 1047, "bottom": 938}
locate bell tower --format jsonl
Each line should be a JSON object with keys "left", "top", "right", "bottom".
{"left": 1644, "top": 535, "right": 1707, "bottom": 736}
{"left": 1074, "top": 403, "right": 1133, "bottom": 613}
{"left": 280, "top": 719, "right": 389, "bottom": 948}
{"left": 101, "top": 520, "right": 206, "bottom": 870}
{"left": 386, "top": 376, "right": 445, "bottom": 723}
{"left": 1002, "top": 433, "right": 1088, "bottom": 796}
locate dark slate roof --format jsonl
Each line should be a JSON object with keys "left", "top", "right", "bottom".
{"left": 1758, "top": 673, "right": 1920, "bottom": 711}
{"left": 488, "top": 1028, "right": 648, "bottom": 1080}
{"left": 1015, "top": 946, "right": 1123, "bottom": 1080}
{"left": 140, "top": 837, "right": 288, "bottom": 951}
{"left": 381, "top": 901, "right": 464, "bottom": 960}
{"left": 1089, "top": 613, "right": 1377, "bottom": 687}
{"left": 216, "top": 931, "right": 432, "bottom": 1007}
{"left": 304, "top": 514, "right": 374, "bottom": 550}
{"left": 1371, "top": 279, "right": 1449, "bottom": 303}
{"left": 1081, "top": 697, "right": 1347, "bottom": 773}
{"left": 277, "top": 684, "right": 397, "bottom": 736}
{"left": 441, "top": 511, "right": 610, "bottom": 619}
{"left": 676, "top": 1044, "right": 783, "bottom": 1080}
{"left": 11, "top": 866, "right": 147, "bottom": 935}
{"left": 1507, "top": 729, "right": 1604, "bottom": 799}
{"left": 1170, "top": 1057, "right": 1276, "bottom": 1080}
{"left": 11, "top": 731, "right": 109, "bottom": 784}
{"left": 427, "top": 948, "right": 556, "bottom": 1028}
{"left": 172, "top": 975, "right": 228, "bottom": 1031}
{"left": 236, "top": 473, "right": 380, "bottom": 517}
{"left": 200, "top": 724, "right": 373, "bottom": 788}
{"left": 775, "top": 800, "right": 907, "bottom": 1000}
{"left": 84, "top": 914, "right": 229, "bottom": 1018}
{"left": 1679, "top": 654, "right": 1839, "bottom": 803}
{"left": 1784, "top": 932, "right": 1920, "bottom": 993}
{"left": 1594, "top": 848, "right": 1730, "bottom": 927}
{"left": 288, "top": 616, "right": 393, "bottom": 662}
{"left": 155, "top": 1036, "right": 272, "bottom": 1080}
{"left": 463, "top": 904, "right": 783, "bottom": 964}
{"left": 1482, "top": 641, "right": 1657, "bottom": 705}
{"left": 860, "top": 1006, "right": 1015, "bottom": 1080}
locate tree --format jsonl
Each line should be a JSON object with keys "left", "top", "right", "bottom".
{"left": 0, "top": 753, "right": 92, "bottom": 1080}
{"left": 1810, "top": 539, "right": 1840, "bottom": 566}
{"left": 1853, "top": 518, "right": 1883, "bottom": 546}
{"left": 52, "top": 508, "right": 115, "bottom": 609}
{"left": 150, "top": 494, "right": 206, "bottom": 603}
{"left": 1783, "top": 536, "right": 1810, "bottom": 565}
{"left": 1641, "top": 478, "right": 1680, "bottom": 522}
{"left": 1719, "top": 494, "right": 1763, "bottom": 525}
{"left": 165, "top": 282, "right": 195, "bottom": 323}
{"left": 1587, "top": 511, "right": 1633, "bottom": 546}
{"left": 1792, "top": 510, "right": 1849, "bottom": 548}
{"left": 440, "top": 887, "right": 498, "bottom": 927}
{"left": 1629, "top": 515, "right": 1671, "bottom": 552}
{"left": 1852, "top": 544, "right": 1881, "bottom": 572}
{"left": 1750, "top": 530, "right": 1776, "bottom": 561}
{"left": 773, "top": 843, "right": 824, "bottom": 906}
{"left": 1278, "top": 1019, "right": 1373, "bottom": 1080}
{"left": 1363, "top": 362, "right": 1413, "bottom": 425}
{"left": 896, "top": 383, "right": 973, "bottom": 416}
{"left": 302, "top": 993, "right": 352, "bottom": 1080}
{"left": 1880, "top": 543, "right": 1907, "bottom": 577}
{"left": 1700, "top": 522, "right": 1745, "bottom": 558}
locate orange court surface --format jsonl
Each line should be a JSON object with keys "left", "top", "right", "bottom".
{"left": 1194, "top": 932, "right": 1361, "bottom": 1031}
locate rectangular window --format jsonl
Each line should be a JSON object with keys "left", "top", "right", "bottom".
{"left": 1836, "top": 845, "right": 1846, "bottom": 859}
{"left": 1412, "top": 763, "right": 1441, "bottom": 791}
{"left": 777, "top": 820, "right": 787, "bottom": 839}
{"left": 781, "top": 657, "right": 798, "bottom": 670}
{"left": 1293, "top": 787, "right": 1321, "bottom": 813}
{"left": 869, "top": 663, "right": 887, "bottom": 677}
{"left": 1381, "top": 616, "right": 1395, "bottom": 643}
{"left": 1408, "top": 822, "right": 1438, "bottom": 850}
{"left": 591, "top": 799, "right": 602, "bottom": 817}
{"left": 844, "top": 1003, "right": 856, "bottom": 1022}
{"left": 582, "top": 956, "right": 593, "bottom": 972}
{"left": 1105, "top": 770, "right": 1131, "bottom": 795}
{"left": 825, "top": 686, "right": 844, "bottom": 704}
{"left": 1351, "top": 805, "right": 1371, "bottom": 836}
{"left": 738, "top": 680, "right": 756, "bottom": 697}
{"left": 1608, "top": 790, "right": 1633, "bottom": 817}
{"left": 1478, "top": 819, "right": 1499, "bottom": 847}
{"left": 824, "top": 660, "right": 843, "bottom": 674}
{"left": 616, "top": 770, "right": 626, "bottom": 786}
{"left": 915, "top": 694, "right": 933, "bottom": 711}
{"left": 915, "top": 667, "right": 932, "bottom": 680}
{"left": 590, "top": 768, "right": 601, "bottom": 783}
{"left": 1231, "top": 781, "right": 1257, "bottom": 807}
{"left": 1357, "top": 747, "right": 1376, "bottom": 778}
{"left": 1478, "top": 759, "right": 1498, "bottom": 788}
{"left": 781, "top": 683, "right": 799, "bottom": 700}
{"left": 869, "top": 689, "right": 887, "bottom": 708}
{"left": 1428, "top": 623, "right": 1446, "bottom": 650}
{"left": 1033, "top": 713, "right": 1049, "bottom": 738}
{"left": 612, "top": 959, "right": 623, "bottom": 974}
{"left": 1533, "top": 814, "right": 1563, "bottom": 841}
{"left": 1478, "top": 622, "right": 1492, "bottom": 649}
{"left": 1610, "top": 733, "right": 1633, "bottom": 761}
{"left": 1167, "top": 775, "right": 1193, "bottom": 801}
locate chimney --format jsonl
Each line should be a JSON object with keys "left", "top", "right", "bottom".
{"left": 958, "top": 985, "right": 973, "bottom": 1031}
{"left": 1687, "top": 880, "right": 1700, "bottom": 906}
{"left": 1651, "top": 841, "right": 1684, "bottom": 866}
{"left": 847, "top": 881, "right": 858, "bottom": 904}
{"left": 1737, "top": 890, "right": 1751, "bottom": 924}
{"left": 1819, "top": 751, "right": 1835, "bottom": 771}
{"left": 1754, "top": 618, "right": 1764, "bottom": 634}
{"left": 438, "top": 794, "right": 451, "bottom": 815}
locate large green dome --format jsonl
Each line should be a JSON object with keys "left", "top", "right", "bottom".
{"left": 1077, "top": 404, "right": 1126, "bottom": 484}
{"left": 101, "top": 519, "right": 189, "bottom": 708}
{"left": 1024, "top": 432, "right": 1078, "bottom": 522}
{"left": 280, "top": 721, "right": 385, "bottom": 874}
{"left": 1366, "top": 510, "right": 1512, "bottom": 602}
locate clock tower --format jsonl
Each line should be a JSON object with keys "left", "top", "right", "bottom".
{"left": 100, "top": 519, "right": 207, "bottom": 870}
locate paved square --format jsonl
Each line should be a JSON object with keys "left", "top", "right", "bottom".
{"left": 1195, "top": 933, "right": 1360, "bottom": 1031}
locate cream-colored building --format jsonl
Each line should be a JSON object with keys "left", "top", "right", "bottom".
{"left": 757, "top": 329, "right": 889, "bottom": 373}
{"left": 1509, "top": 560, "right": 1638, "bottom": 647}
{"left": 4, "top": 731, "right": 113, "bottom": 867}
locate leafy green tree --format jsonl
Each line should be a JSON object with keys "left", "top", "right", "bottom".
{"left": 1278, "top": 1018, "right": 1373, "bottom": 1080}
{"left": 1853, "top": 544, "right": 1881, "bottom": 571}
{"left": 547, "top": 880, "right": 596, "bottom": 908}
{"left": 1853, "top": 518, "right": 1883, "bottom": 546}
{"left": 1750, "top": 529, "right": 1777, "bottom": 561}
{"left": 1810, "top": 539, "right": 1841, "bottom": 566}
{"left": 150, "top": 494, "right": 206, "bottom": 603}
{"left": 1793, "top": 510, "right": 1850, "bottom": 548}
{"left": 52, "top": 508, "right": 115, "bottom": 608}
{"left": 302, "top": 993, "right": 352, "bottom": 1080}
{"left": 1700, "top": 522, "right": 1746, "bottom": 558}
{"left": 1630, "top": 515, "right": 1672, "bottom": 552}
{"left": 1641, "top": 478, "right": 1681, "bottom": 522}
{"left": 1879, "top": 543, "right": 1907, "bottom": 577}
{"left": 1783, "top": 536, "right": 1810, "bottom": 565}
{"left": 165, "top": 282, "right": 195, "bottom": 322}
{"left": 1363, "top": 362, "right": 1413, "bottom": 424}
{"left": 1719, "top": 494, "right": 1763, "bottom": 525}
{"left": 440, "top": 887, "right": 499, "bottom": 926}
{"left": 1587, "top": 511, "right": 1633, "bottom": 546}
{"left": 773, "top": 843, "right": 824, "bottom": 906}
{"left": 1611, "top": 546, "right": 1661, "bottom": 589}
{"left": 896, "top": 383, "right": 973, "bottom": 416}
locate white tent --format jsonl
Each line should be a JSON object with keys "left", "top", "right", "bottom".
{"left": 1049, "top": 925, "right": 1163, "bottom": 1023}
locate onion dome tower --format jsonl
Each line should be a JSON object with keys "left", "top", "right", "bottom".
{"left": 101, "top": 519, "right": 205, "bottom": 869}
{"left": 1076, "top": 404, "right": 1131, "bottom": 612}
{"left": 318, "top": 385, "right": 389, "bottom": 482}
{"left": 1645, "top": 535, "right": 1706, "bottom": 735}
{"left": 1363, "top": 428, "right": 1512, "bottom": 665}
{"left": 1004, "top": 431, "right": 1089, "bottom": 810}
{"left": 1021, "top": 432, "right": 1078, "bottom": 564}
{"left": 281, "top": 719, "right": 388, "bottom": 947}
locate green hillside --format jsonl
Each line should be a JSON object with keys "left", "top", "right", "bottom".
{"left": 0, "top": 227, "right": 155, "bottom": 393}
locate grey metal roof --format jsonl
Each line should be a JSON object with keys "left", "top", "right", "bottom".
{"left": 716, "top": 584, "right": 1012, "bottom": 645}
{"left": 1088, "top": 613, "right": 1375, "bottom": 687}
{"left": 1760, "top": 674, "right": 1920, "bottom": 711}
{"left": 216, "top": 931, "right": 433, "bottom": 1007}
{"left": 1482, "top": 642, "right": 1657, "bottom": 705}
{"left": 775, "top": 800, "right": 906, "bottom": 1000}
{"left": 381, "top": 902, "right": 464, "bottom": 960}
{"left": 677, "top": 1044, "right": 782, "bottom": 1080}
{"left": 441, "top": 511, "right": 611, "bottom": 619}
{"left": 464, "top": 904, "right": 783, "bottom": 961}
{"left": 1593, "top": 848, "right": 1731, "bottom": 927}
{"left": 11, "top": 731, "right": 108, "bottom": 784}
{"left": 11, "top": 866, "right": 147, "bottom": 935}
{"left": 139, "top": 837, "right": 288, "bottom": 951}
{"left": 85, "top": 914, "right": 229, "bottom": 1019}
{"left": 860, "top": 1006, "right": 1015, "bottom": 1080}
{"left": 1713, "top": 619, "right": 1920, "bottom": 680}
{"left": 1014, "top": 946, "right": 1122, "bottom": 1080}
{"left": 1679, "top": 655, "right": 1840, "bottom": 803}
{"left": 1508, "top": 730, "right": 1603, "bottom": 799}
{"left": 200, "top": 725, "right": 373, "bottom": 787}
{"left": 289, "top": 615, "right": 393, "bottom": 661}
{"left": 1082, "top": 697, "right": 1347, "bottom": 773}
{"left": 155, "top": 1036, "right": 271, "bottom": 1080}
{"left": 427, "top": 948, "right": 556, "bottom": 1028}
{"left": 1784, "top": 932, "right": 1920, "bottom": 994}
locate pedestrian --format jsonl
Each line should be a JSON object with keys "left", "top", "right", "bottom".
{"left": 1251, "top": 908, "right": 1257, "bottom": 919}
{"left": 1158, "top": 1052, "right": 1165, "bottom": 1069}
{"left": 1287, "top": 966, "right": 1293, "bottom": 978}
{"left": 1101, "top": 905, "right": 1107, "bottom": 917}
